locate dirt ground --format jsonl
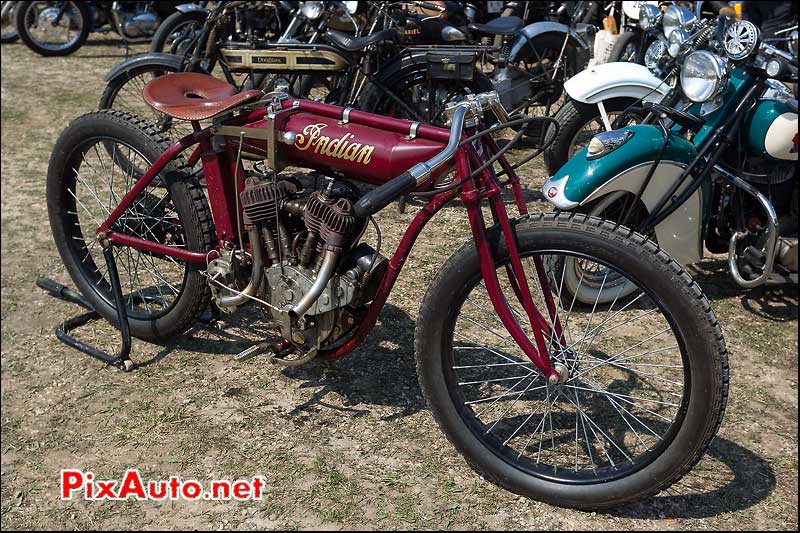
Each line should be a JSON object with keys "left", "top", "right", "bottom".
{"left": 1, "top": 36, "right": 798, "bottom": 531}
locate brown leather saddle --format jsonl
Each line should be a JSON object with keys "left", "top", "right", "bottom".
{"left": 143, "top": 72, "right": 263, "bottom": 121}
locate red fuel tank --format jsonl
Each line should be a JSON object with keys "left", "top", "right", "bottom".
{"left": 221, "top": 99, "right": 451, "bottom": 187}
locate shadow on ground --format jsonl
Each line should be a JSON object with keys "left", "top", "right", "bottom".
{"left": 135, "top": 303, "right": 424, "bottom": 420}
{"left": 690, "top": 258, "right": 799, "bottom": 322}
{"left": 610, "top": 435, "right": 775, "bottom": 519}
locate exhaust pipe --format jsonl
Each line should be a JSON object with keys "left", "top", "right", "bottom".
{"left": 217, "top": 227, "right": 265, "bottom": 308}
{"left": 289, "top": 249, "right": 339, "bottom": 321}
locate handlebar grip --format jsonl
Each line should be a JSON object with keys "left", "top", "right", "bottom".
{"left": 353, "top": 171, "right": 417, "bottom": 217}
{"left": 415, "top": 1, "right": 446, "bottom": 12}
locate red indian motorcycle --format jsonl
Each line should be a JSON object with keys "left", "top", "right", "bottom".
{"left": 41, "top": 72, "right": 728, "bottom": 509}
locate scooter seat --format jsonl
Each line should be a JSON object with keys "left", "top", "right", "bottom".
{"left": 142, "top": 73, "right": 263, "bottom": 121}
{"left": 467, "top": 16, "right": 523, "bottom": 36}
{"left": 326, "top": 28, "right": 398, "bottom": 53}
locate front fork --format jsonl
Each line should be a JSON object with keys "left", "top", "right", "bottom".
{"left": 456, "top": 148, "right": 562, "bottom": 384}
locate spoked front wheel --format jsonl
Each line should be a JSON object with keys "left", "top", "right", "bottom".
{"left": 416, "top": 213, "right": 728, "bottom": 509}
{"left": 47, "top": 110, "right": 215, "bottom": 342}
{"left": 15, "top": 1, "right": 90, "bottom": 56}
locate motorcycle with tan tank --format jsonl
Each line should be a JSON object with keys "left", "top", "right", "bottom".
{"left": 40, "top": 71, "right": 728, "bottom": 508}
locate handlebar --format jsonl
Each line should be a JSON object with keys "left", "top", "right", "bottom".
{"left": 353, "top": 91, "right": 509, "bottom": 217}
{"left": 412, "top": 1, "right": 446, "bottom": 13}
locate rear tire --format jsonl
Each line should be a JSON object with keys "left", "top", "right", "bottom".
{"left": 47, "top": 110, "right": 215, "bottom": 342}
{"left": 415, "top": 213, "right": 728, "bottom": 509}
{"left": 358, "top": 63, "right": 494, "bottom": 126}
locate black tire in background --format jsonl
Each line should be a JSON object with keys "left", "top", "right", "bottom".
{"left": 358, "top": 63, "right": 495, "bottom": 126}
{"left": 149, "top": 9, "right": 207, "bottom": 54}
{"left": 15, "top": 1, "right": 90, "bottom": 56}
{"left": 607, "top": 30, "right": 643, "bottom": 64}
{"left": 544, "top": 96, "right": 638, "bottom": 175}
{"left": 415, "top": 213, "right": 729, "bottom": 509}
{"left": 47, "top": 110, "right": 215, "bottom": 342}
{"left": 1, "top": 1, "right": 19, "bottom": 42}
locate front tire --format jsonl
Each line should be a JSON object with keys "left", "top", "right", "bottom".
{"left": 607, "top": 30, "right": 643, "bottom": 64}
{"left": 415, "top": 213, "right": 728, "bottom": 509}
{"left": 149, "top": 10, "right": 207, "bottom": 54}
{"left": 15, "top": 1, "right": 90, "bottom": 56}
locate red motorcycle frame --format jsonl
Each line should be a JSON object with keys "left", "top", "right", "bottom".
{"left": 80, "top": 90, "right": 564, "bottom": 382}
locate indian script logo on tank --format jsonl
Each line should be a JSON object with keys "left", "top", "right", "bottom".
{"left": 294, "top": 123, "right": 375, "bottom": 164}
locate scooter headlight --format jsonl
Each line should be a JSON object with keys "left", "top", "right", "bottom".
{"left": 680, "top": 51, "right": 728, "bottom": 103}
{"left": 639, "top": 4, "right": 660, "bottom": 31}
{"left": 300, "top": 1, "right": 324, "bottom": 20}
{"left": 668, "top": 28, "right": 689, "bottom": 57}
{"left": 663, "top": 5, "right": 696, "bottom": 39}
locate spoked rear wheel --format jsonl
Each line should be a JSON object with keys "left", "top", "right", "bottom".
{"left": 47, "top": 110, "right": 214, "bottom": 342}
{"left": 416, "top": 213, "right": 728, "bottom": 509}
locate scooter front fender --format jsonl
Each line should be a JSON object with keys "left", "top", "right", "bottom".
{"left": 542, "top": 125, "right": 705, "bottom": 265}
{"left": 564, "top": 62, "right": 671, "bottom": 104}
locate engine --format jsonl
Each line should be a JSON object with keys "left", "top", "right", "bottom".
{"left": 208, "top": 170, "right": 387, "bottom": 357}
{"left": 113, "top": 5, "right": 161, "bottom": 39}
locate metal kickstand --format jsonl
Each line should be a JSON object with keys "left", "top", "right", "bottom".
{"left": 36, "top": 245, "right": 135, "bottom": 371}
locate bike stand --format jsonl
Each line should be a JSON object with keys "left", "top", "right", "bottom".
{"left": 36, "top": 246, "right": 135, "bottom": 372}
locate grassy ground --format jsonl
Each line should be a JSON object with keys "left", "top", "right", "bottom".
{"left": 1, "top": 36, "right": 798, "bottom": 530}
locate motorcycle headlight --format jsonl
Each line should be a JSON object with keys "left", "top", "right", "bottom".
{"left": 668, "top": 28, "right": 689, "bottom": 57}
{"left": 645, "top": 39, "right": 667, "bottom": 72}
{"left": 639, "top": 4, "right": 660, "bottom": 31}
{"left": 300, "top": 1, "right": 324, "bottom": 20}
{"left": 680, "top": 51, "right": 728, "bottom": 103}
{"left": 663, "top": 5, "right": 696, "bottom": 39}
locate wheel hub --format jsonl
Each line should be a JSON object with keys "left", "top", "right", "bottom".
{"left": 39, "top": 6, "right": 65, "bottom": 27}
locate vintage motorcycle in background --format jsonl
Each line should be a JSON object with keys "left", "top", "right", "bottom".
{"left": 98, "top": 0, "right": 594, "bottom": 139}
{"left": 12, "top": 1, "right": 195, "bottom": 56}
{"left": 543, "top": 17, "right": 798, "bottom": 303}
{"left": 1, "top": 0, "right": 18, "bottom": 42}
{"left": 40, "top": 61, "right": 729, "bottom": 507}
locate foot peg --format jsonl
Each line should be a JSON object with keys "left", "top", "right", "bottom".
{"left": 232, "top": 343, "right": 271, "bottom": 362}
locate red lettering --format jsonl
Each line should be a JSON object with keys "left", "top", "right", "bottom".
{"left": 169, "top": 476, "right": 181, "bottom": 499}
{"left": 95, "top": 480, "right": 117, "bottom": 499}
{"left": 211, "top": 480, "right": 230, "bottom": 499}
{"left": 60, "top": 470, "right": 84, "bottom": 500}
{"left": 182, "top": 480, "right": 202, "bottom": 500}
{"left": 118, "top": 470, "right": 146, "bottom": 500}
{"left": 232, "top": 481, "right": 250, "bottom": 500}
{"left": 251, "top": 477, "right": 264, "bottom": 499}
{"left": 148, "top": 480, "right": 168, "bottom": 500}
